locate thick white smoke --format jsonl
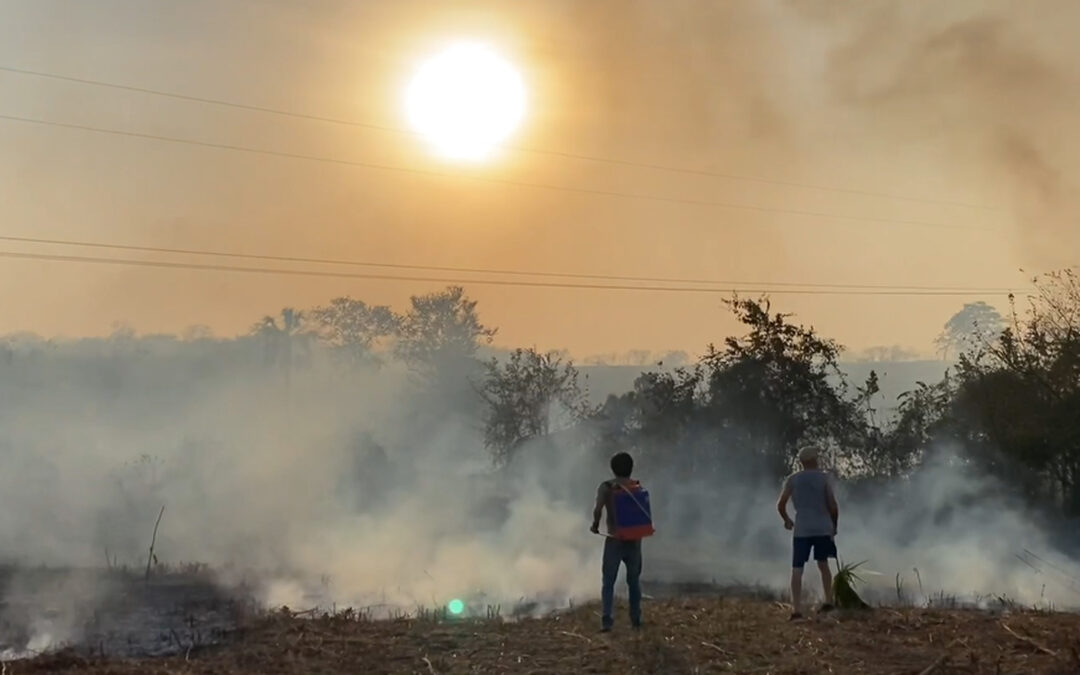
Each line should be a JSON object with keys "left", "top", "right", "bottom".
{"left": 1, "top": 330, "right": 1077, "bottom": 628}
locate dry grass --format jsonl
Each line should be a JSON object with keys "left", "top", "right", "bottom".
{"left": 14, "top": 596, "right": 1080, "bottom": 674}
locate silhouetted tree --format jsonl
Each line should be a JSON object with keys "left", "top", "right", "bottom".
{"left": 311, "top": 297, "right": 398, "bottom": 364}
{"left": 699, "top": 297, "right": 863, "bottom": 478}
{"left": 600, "top": 367, "right": 703, "bottom": 467}
{"left": 946, "top": 270, "right": 1080, "bottom": 514}
{"left": 391, "top": 286, "right": 498, "bottom": 428}
{"left": 480, "top": 348, "right": 593, "bottom": 463}
{"left": 935, "top": 301, "right": 1005, "bottom": 360}
{"left": 396, "top": 286, "right": 496, "bottom": 371}
{"left": 250, "top": 308, "right": 311, "bottom": 392}
{"left": 862, "top": 378, "right": 951, "bottom": 481}
{"left": 591, "top": 298, "right": 871, "bottom": 486}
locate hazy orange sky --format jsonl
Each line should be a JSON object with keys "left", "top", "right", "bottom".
{"left": 1, "top": 0, "right": 1077, "bottom": 358}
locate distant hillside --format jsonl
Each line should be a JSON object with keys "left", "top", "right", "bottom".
{"left": 579, "top": 360, "right": 950, "bottom": 417}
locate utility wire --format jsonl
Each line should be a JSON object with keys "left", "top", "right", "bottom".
{"left": 0, "top": 249, "right": 1031, "bottom": 297}
{"left": 0, "top": 64, "right": 995, "bottom": 211}
{"left": 0, "top": 234, "right": 1029, "bottom": 294}
{"left": 0, "top": 113, "right": 999, "bottom": 233}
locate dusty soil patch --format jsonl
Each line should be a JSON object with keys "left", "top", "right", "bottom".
{"left": 15, "top": 596, "right": 1080, "bottom": 674}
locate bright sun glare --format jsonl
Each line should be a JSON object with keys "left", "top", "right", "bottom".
{"left": 405, "top": 42, "right": 526, "bottom": 162}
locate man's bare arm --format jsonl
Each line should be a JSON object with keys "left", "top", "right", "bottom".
{"left": 590, "top": 485, "right": 606, "bottom": 533}
{"left": 777, "top": 478, "right": 794, "bottom": 530}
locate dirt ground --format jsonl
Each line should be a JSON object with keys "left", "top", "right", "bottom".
{"left": 13, "top": 596, "right": 1080, "bottom": 675}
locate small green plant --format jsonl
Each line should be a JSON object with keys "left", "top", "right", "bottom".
{"left": 833, "top": 560, "right": 870, "bottom": 610}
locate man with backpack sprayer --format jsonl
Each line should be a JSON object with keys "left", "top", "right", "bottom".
{"left": 777, "top": 444, "right": 839, "bottom": 620}
{"left": 591, "top": 452, "right": 654, "bottom": 632}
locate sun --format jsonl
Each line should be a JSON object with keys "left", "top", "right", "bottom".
{"left": 404, "top": 42, "right": 526, "bottom": 162}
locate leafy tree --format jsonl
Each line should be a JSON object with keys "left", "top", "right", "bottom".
{"left": 251, "top": 308, "right": 307, "bottom": 357}
{"left": 480, "top": 348, "right": 593, "bottom": 463}
{"left": 699, "top": 297, "right": 863, "bottom": 478}
{"left": 855, "top": 370, "right": 881, "bottom": 423}
{"left": 935, "top": 301, "right": 1005, "bottom": 360}
{"left": 592, "top": 297, "right": 873, "bottom": 485}
{"left": 862, "top": 378, "right": 951, "bottom": 481}
{"left": 946, "top": 270, "right": 1080, "bottom": 514}
{"left": 1021, "top": 268, "right": 1080, "bottom": 343}
{"left": 310, "top": 297, "right": 398, "bottom": 364}
{"left": 606, "top": 366, "right": 714, "bottom": 494}
{"left": 391, "top": 287, "right": 499, "bottom": 430}
{"left": 857, "top": 272, "right": 1079, "bottom": 498}
{"left": 250, "top": 308, "right": 311, "bottom": 391}
{"left": 396, "top": 286, "right": 496, "bottom": 372}
{"left": 596, "top": 367, "right": 703, "bottom": 469}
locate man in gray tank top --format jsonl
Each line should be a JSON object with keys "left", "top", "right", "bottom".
{"left": 776, "top": 445, "right": 839, "bottom": 619}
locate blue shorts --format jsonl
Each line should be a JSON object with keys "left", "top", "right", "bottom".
{"left": 792, "top": 536, "right": 836, "bottom": 568}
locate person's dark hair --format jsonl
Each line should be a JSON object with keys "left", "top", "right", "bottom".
{"left": 610, "top": 452, "right": 633, "bottom": 478}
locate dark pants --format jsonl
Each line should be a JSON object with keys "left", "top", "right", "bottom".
{"left": 601, "top": 537, "right": 642, "bottom": 628}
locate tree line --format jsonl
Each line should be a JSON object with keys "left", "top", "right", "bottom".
{"left": 3, "top": 269, "right": 1077, "bottom": 519}
{"left": 243, "top": 267, "right": 1080, "bottom": 521}
{"left": 479, "top": 269, "right": 1080, "bottom": 520}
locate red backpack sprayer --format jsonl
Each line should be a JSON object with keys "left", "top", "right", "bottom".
{"left": 603, "top": 480, "right": 655, "bottom": 541}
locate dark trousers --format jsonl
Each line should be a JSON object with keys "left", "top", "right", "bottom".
{"left": 601, "top": 537, "right": 642, "bottom": 628}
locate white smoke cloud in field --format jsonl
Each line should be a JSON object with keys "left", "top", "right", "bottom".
{"left": 0, "top": 332, "right": 606, "bottom": 618}
{"left": 1, "top": 328, "right": 1078, "bottom": 624}
{"left": 640, "top": 449, "right": 1080, "bottom": 610}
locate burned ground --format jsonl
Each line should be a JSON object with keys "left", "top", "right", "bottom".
{"left": 0, "top": 567, "right": 249, "bottom": 661}
{"left": 13, "top": 595, "right": 1080, "bottom": 674}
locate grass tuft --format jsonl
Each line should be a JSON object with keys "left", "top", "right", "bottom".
{"left": 833, "top": 559, "right": 871, "bottom": 610}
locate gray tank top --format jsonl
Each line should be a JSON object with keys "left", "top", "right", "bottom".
{"left": 788, "top": 470, "right": 833, "bottom": 537}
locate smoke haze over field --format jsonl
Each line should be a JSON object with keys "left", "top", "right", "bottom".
{"left": 1, "top": 0, "right": 1079, "bottom": 656}
{"left": 1, "top": 331, "right": 1078, "bottom": 623}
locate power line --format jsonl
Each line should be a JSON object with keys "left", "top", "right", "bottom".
{"left": 0, "top": 234, "right": 1029, "bottom": 294}
{"left": 0, "top": 249, "right": 1030, "bottom": 297}
{"left": 0, "top": 64, "right": 995, "bottom": 211}
{"left": 0, "top": 113, "right": 999, "bottom": 233}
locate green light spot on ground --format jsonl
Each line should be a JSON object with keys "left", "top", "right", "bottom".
{"left": 448, "top": 599, "right": 465, "bottom": 615}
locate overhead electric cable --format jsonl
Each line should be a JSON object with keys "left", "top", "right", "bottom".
{"left": 0, "top": 249, "right": 1031, "bottom": 297}
{"left": 0, "top": 64, "right": 997, "bottom": 210}
{"left": 0, "top": 113, "right": 1000, "bottom": 233}
{"left": 0, "top": 233, "right": 1028, "bottom": 293}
